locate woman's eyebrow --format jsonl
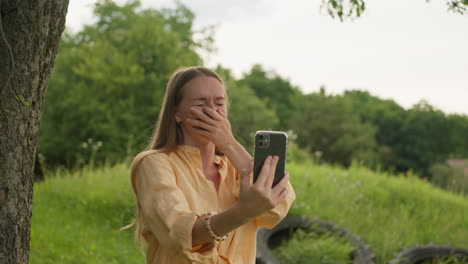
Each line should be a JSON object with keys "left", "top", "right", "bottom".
{"left": 191, "top": 96, "right": 225, "bottom": 101}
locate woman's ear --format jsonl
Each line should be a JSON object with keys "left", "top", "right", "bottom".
{"left": 175, "top": 111, "right": 181, "bottom": 123}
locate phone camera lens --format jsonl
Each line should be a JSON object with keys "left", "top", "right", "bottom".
{"left": 259, "top": 141, "right": 264, "bottom": 146}
{"left": 259, "top": 134, "right": 264, "bottom": 140}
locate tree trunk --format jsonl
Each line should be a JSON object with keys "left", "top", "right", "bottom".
{"left": 0, "top": 1, "right": 69, "bottom": 263}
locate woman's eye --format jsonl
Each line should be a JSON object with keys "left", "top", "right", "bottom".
{"left": 216, "top": 104, "right": 224, "bottom": 106}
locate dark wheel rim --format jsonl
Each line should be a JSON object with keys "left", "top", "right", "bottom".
{"left": 389, "top": 245, "right": 468, "bottom": 264}
{"left": 256, "top": 215, "right": 375, "bottom": 264}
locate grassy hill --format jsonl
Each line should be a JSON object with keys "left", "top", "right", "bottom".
{"left": 287, "top": 163, "right": 468, "bottom": 263}
{"left": 30, "top": 163, "right": 144, "bottom": 263}
{"left": 30, "top": 161, "right": 468, "bottom": 263}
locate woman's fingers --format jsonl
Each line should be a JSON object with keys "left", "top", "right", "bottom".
{"left": 186, "top": 117, "right": 213, "bottom": 132}
{"left": 264, "top": 156, "right": 278, "bottom": 188}
{"left": 190, "top": 108, "right": 217, "bottom": 126}
{"left": 272, "top": 172, "right": 289, "bottom": 197}
{"left": 202, "top": 107, "right": 223, "bottom": 121}
{"left": 186, "top": 122, "right": 212, "bottom": 141}
{"left": 238, "top": 162, "right": 289, "bottom": 219}
{"left": 215, "top": 108, "right": 227, "bottom": 118}
{"left": 275, "top": 187, "right": 289, "bottom": 204}
{"left": 255, "top": 156, "right": 272, "bottom": 186}
{"left": 190, "top": 126, "right": 211, "bottom": 136}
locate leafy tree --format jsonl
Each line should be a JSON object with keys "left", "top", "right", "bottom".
{"left": 215, "top": 66, "right": 279, "bottom": 151}
{"left": 342, "top": 90, "right": 406, "bottom": 172}
{"left": 343, "top": 91, "right": 468, "bottom": 176}
{"left": 322, "top": 0, "right": 468, "bottom": 21}
{"left": 447, "top": 114, "right": 468, "bottom": 158}
{"left": 393, "top": 101, "right": 454, "bottom": 176}
{"left": 38, "top": 0, "right": 208, "bottom": 166}
{"left": 292, "top": 89, "right": 378, "bottom": 167}
{"left": 238, "top": 64, "right": 303, "bottom": 131}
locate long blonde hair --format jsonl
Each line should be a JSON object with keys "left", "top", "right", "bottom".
{"left": 121, "top": 66, "right": 225, "bottom": 249}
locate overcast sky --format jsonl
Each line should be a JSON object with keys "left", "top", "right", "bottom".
{"left": 66, "top": 0, "right": 468, "bottom": 115}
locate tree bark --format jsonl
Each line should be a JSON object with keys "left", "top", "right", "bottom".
{"left": 0, "top": 0, "right": 69, "bottom": 263}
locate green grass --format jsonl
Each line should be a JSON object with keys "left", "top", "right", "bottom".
{"left": 30, "top": 163, "right": 145, "bottom": 263}
{"left": 288, "top": 162, "right": 468, "bottom": 264}
{"left": 30, "top": 160, "right": 468, "bottom": 263}
{"left": 272, "top": 229, "right": 354, "bottom": 264}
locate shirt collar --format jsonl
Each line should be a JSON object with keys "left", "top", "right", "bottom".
{"left": 175, "top": 144, "right": 225, "bottom": 166}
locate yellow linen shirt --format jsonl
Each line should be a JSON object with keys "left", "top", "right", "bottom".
{"left": 131, "top": 145, "right": 296, "bottom": 264}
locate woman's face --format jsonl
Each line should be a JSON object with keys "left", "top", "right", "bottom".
{"left": 175, "top": 75, "right": 227, "bottom": 144}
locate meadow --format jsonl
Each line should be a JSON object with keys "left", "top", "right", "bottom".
{"left": 287, "top": 163, "right": 468, "bottom": 263}
{"left": 30, "top": 159, "right": 468, "bottom": 263}
{"left": 30, "top": 163, "right": 144, "bottom": 264}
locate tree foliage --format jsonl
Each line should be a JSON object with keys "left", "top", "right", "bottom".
{"left": 215, "top": 66, "right": 279, "bottom": 151}
{"left": 342, "top": 90, "right": 406, "bottom": 171}
{"left": 322, "top": 0, "right": 468, "bottom": 21}
{"left": 37, "top": 0, "right": 468, "bottom": 180}
{"left": 322, "top": 0, "right": 366, "bottom": 21}
{"left": 39, "top": 0, "right": 205, "bottom": 166}
{"left": 238, "top": 64, "right": 302, "bottom": 131}
{"left": 292, "top": 89, "right": 378, "bottom": 167}
{"left": 342, "top": 92, "right": 468, "bottom": 176}
{"left": 395, "top": 102, "right": 453, "bottom": 176}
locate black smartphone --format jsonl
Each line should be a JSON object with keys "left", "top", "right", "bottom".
{"left": 253, "top": 131, "right": 288, "bottom": 187}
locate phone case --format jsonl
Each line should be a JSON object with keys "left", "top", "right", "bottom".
{"left": 253, "top": 131, "right": 288, "bottom": 187}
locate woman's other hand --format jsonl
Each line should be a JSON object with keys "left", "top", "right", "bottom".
{"left": 236, "top": 156, "right": 290, "bottom": 220}
{"left": 187, "top": 106, "right": 235, "bottom": 151}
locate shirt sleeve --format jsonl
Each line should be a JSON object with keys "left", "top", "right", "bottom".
{"left": 133, "top": 153, "right": 218, "bottom": 262}
{"left": 255, "top": 181, "right": 296, "bottom": 229}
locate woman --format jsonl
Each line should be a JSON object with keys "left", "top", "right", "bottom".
{"left": 126, "top": 66, "right": 295, "bottom": 264}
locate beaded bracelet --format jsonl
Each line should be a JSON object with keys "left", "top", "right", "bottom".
{"left": 204, "top": 213, "right": 227, "bottom": 241}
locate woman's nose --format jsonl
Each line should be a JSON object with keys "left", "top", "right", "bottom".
{"left": 205, "top": 102, "right": 216, "bottom": 110}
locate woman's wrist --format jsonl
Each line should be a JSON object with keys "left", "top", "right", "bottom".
{"left": 222, "top": 139, "right": 253, "bottom": 170}
{"left": 218, "top": 136, "right": 237, "bottom": 154}
{"left": 229, "top": 201, "right": 253, "bottom": 225}
{"left": 196, "top": 202, "right": 252, "bottom": 244}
